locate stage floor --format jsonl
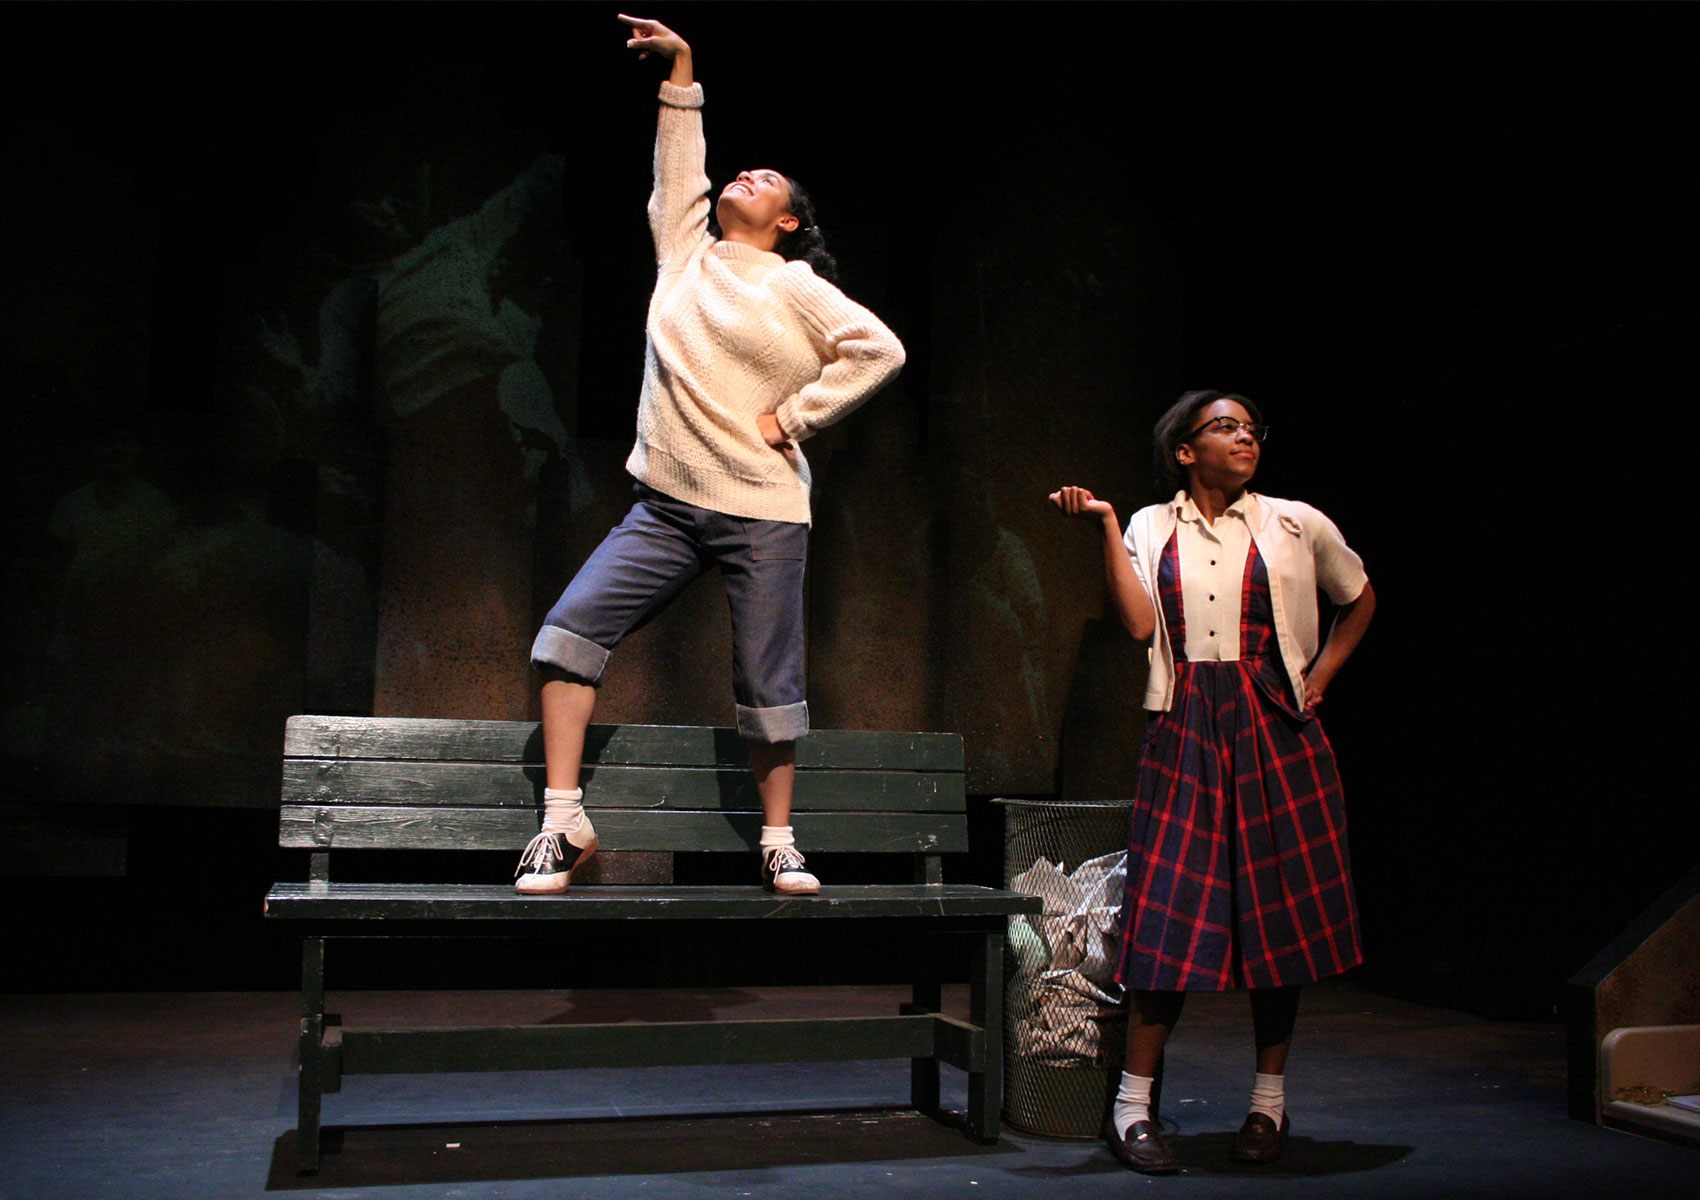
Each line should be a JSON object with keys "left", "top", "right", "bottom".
{"left": 1, "top": 978, "right": 1691, "bottom": 1199}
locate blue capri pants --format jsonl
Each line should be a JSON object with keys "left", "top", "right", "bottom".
{"left": 530, "top": 484, "right": 809, "bottom": 743}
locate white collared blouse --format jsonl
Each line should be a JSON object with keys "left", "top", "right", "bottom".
{"left": 1123, "top": 491, "right": 1369, "bottom": 712}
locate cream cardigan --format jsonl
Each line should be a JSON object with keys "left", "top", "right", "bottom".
{"left": 625, "top": 82, "right": 906, "bottom": 524}
{"left": 1123, "top": 492, "right": 1369, "bottom": 712}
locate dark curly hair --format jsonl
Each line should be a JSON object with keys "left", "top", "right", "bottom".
{"left": 1152, "top": 389, "right": 1263, "bottom": 492}
{"left": 771, "top": 174, "right": 838, "bottom": 281}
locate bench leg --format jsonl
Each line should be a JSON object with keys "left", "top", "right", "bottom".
{"left": 966, "top": 928, "right": 1005, "bottom": 1144}
{"left": 297, "top": 1054, "right": 323, "bottom": 1175}
{"left": 297, "top": 937, "right": 326, "bottom": 1174}
{"left": 908, "top": 941, "right": 942, "bottom": 1117}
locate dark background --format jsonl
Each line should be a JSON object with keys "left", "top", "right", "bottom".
{"left": 2, "top": 3, "right": 1693, "bottom": 1018}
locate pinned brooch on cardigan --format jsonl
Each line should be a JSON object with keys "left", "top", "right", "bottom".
{"left": 1278, "top": 514, "right": 1303, "bottom": 536}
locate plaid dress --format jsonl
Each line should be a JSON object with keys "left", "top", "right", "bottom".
{"left": 1113, "top": 533, "right": 1362, "bottom": 992}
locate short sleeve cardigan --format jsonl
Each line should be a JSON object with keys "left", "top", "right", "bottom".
{"left": 1122, "top": 491, "right": 1369, "bottom": 712}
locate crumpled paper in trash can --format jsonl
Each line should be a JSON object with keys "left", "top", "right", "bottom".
{"left": 1008, "top": 851, "right": 1127, "bottom": 1064}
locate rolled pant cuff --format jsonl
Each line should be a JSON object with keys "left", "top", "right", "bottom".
{"left": 736, "top": 701, "right": 809, "bottom": 743}
{"left": 530, "top": 625, "right": 611, "bottom": 685}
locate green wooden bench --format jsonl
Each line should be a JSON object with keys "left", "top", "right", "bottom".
{"left": 264, "top": 714, "right": 1041, "bottom": 1174}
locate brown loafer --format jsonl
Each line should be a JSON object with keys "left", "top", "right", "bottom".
{"left": 1230, "top": 1112, "right": 1290, "bottom": 1164}
{"left": 1105, "top": 1116, "right": 1179, "bottom": 1174}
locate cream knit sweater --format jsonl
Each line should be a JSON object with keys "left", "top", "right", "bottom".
{"left": 624, "top": 81, "right": 906, "bottom": 525}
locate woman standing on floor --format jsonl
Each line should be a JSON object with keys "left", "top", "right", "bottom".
{"left": 1051, "top": 390, "right": 1375, "bottom": 1172}
{"left": 515, "top": 15, "right": 905, "bottom": 897}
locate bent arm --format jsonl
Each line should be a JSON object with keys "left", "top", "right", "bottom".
{"left": 1050, "top": 487, "right": 1157, "bottom": 642}
{"left": 626, "top": 16, "right": 708, "bottom": 265}
{"left": 772, "top": 286, "right": 906, "bottom": 441}
{"left": 1099, "top": 508, "right": 1157, "bottom": 642}
{"left": 1303, "top": 579, "right": 1376, "bottom": 709}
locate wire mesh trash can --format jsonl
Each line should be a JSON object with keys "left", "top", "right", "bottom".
{"left": 995, "top": 798, "right": 1132, "bottom": 1138}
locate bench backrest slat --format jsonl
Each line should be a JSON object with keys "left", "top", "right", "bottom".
{"left": 280, "top": 807, "right": 967, "bottom": 854}
{"left": 283, "top": 761, "right": 965, "bottom": 813}
{"left": 279, "top": 716, "right": 968, "bottom": 860}
{"left": 284, "top": 716, "right": 964, "bottom": 772}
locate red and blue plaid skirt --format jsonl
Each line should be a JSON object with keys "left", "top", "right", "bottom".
{"left": 1113, "top": 533, "right": 1362, "bottom": 992}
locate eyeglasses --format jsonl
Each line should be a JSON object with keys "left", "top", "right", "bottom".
{"left": 1186, "top": 416, "right": 1270, "bottom": 443}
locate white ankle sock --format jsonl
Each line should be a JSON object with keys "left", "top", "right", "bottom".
{"left": 759, "top": 825, "right": 795, "bottom": 852}
{"left": 1249, "top": 1071, "right": 1285, "bottom": 1123}
{"left": 542, "top": 787, "right": 587, "bottom": 840}
{"left": 1113, "top": 1072, "right": 1155, "bottom": 1139}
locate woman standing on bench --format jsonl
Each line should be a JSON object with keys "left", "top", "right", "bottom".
{"left": 517, "top": 14, "right": 905, "bottom": 897}
{"left": 1050, "top": 390, "right": 1375, "bottom": 1171}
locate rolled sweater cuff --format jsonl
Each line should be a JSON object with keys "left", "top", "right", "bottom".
{"left": 775, "top": 399, "right": 813, "bottom": 442}
{"left": 659, "top": 81, "right": 703, "bottom": 108}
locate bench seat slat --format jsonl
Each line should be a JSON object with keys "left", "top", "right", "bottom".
{"left": 284, "top": 716, "right": 964, "bottom": 772}
{"left": 278, "top": 806, "right": 969, "bottom": 853}
{"left": 266, "top": 882, "right": 1041, "bottom": 921}
{"left": 282, "top": 761, "right": 966, "bottom": 812}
